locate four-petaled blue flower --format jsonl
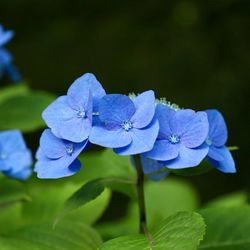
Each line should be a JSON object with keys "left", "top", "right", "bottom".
{"left": 0, "top": 130, "right": 32, "bottom": 180}
{"left": 90, "top": 91, "right": 159, "bottom": 155}
{"left": 35, "top": 129, "right": 88, "bottom": 178}
{"left": 0, "top": 25, "right": 14, "bottom": 47}
{"left": 145, "top": 104, "right": 209, "bottom": 169}
{"left": 42, "top": 73, "right": 105, "bottom": 143}
{"left": 205, "top": 109, "right": 236, "bottom": 173}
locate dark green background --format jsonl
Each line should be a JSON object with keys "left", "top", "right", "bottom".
{"left": 1, "top": 0, "right": 249, "bottom": 202}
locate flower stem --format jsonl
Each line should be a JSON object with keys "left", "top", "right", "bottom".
{"left": 134, "top": 154, "right": 148, "bottom": 234}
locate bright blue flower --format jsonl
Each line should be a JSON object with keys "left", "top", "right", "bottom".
{"left": 0, "top": 48, "right": 21, "bottom": 82}
{"left": 145, "top": 104, "right": 209, "bottom": 168}
{"left": 42, "top": 73, "right": 105, "bottom": 143}
{"left": 35, "top": 129, "right": 88, "bottom": 179}
{"left": 0, "top": 130, "right": 32, "bottom": 180}
{"left": 205, "top": 109, "right": 236, "bottom": 173}
{"left": 0, "top": 25, "right": 14, "bottom": 47}
{"left": 89, "top": 91, "right": 159, "bottom": 155}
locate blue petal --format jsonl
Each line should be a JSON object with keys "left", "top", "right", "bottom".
{"left": 39, "top": 129, "right": 66, "bottom": 159}
{"left": 144, "top": 139, "right": 180, "bottom": 161}
{"left": 208, "top": 146, "right": 236, "bottom": 173}
{"left": 114, "top": 118, "right": 159, "bottom": 155}
{"left": 169, "top": 109, "right": 195, "bottom": 135}
{"left": 35, "top": 158, "right": 81, "bottom": 179}
{"left": 0, "top": 48, "right": 12, "bottom": 65}
{"left": 207, "top": 145, "right": 224, "bottom": 161}
{"left": 164, "top": 144, "right": 209, "bottom": 169}
{"left": 155, "top": 104, "right": 176, "bottom": 139}
{"left": 0, "top": 130, "right": 27, "bottom": 154}
{"left": 181, "top": 111, "right": 209, "bottom": 148}
{"left": 42, "top": 96, "right": 92, "bottom": 142}
{"left": 5, "top": 64, "right": 21, "bottom": 82}
{"left": 140, "top": 156, "right": 169, "bottom": 181}
{"left": 3, "top": 166, "right": 32, "bottom": 181}
{"left": 0, "top": 27, "right": 14, "bottom": 47}
{"left": 205, "top": 109, "right": 228, "bottom": 147}
{"left": 68, "top": 73, "right": 105, "bottom": 112}
{"left": 131, "top": 90, "right": 155, "bottom": 128}
{"left": 89, "top": 125, "right": 131, "bottom": 148}
{"left": 99, "top": 94, "right": 136, "bottom": 126}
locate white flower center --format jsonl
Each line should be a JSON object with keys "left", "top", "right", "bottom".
{"left": 77, "top": 108, "right": 86, "bottom": 118}
{"left": 121, "top": 120, "right": 133, "bottom": 131}
{"left": 168, "top": 134, "right": 180, "bottom": 144}
{"left": 206, "top": 138, "right": 212, "bottom": 146}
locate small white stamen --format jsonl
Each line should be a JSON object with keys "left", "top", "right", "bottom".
{"left": 121, "top": 120, "right": 133, "bottom": 131}
{"left": 206, "top": 138, "right": 212, "bottom": 146}
{"left": 168, "top": 134, "right": 180, "bottom": 144}
{"left": 77, "top": 108, "right": 86, "bottom": 118}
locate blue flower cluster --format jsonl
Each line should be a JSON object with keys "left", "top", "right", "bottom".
{"left": 35, "top": 73, "right": 236, "bottom": 179}
{"left": 0, "top": 130, "right": 32, "bottom": 180}
{"left": 0, "top": 24, "right": 21, "bottom": 82}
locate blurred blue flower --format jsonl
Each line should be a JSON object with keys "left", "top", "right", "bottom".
{"left": 0, "top": 130, "right": 32, "bottom": 180}
{"left": 42, "top": 73, "right": 105, "bottom": 142}
{"left": 145, "top": 104, "right": 209, "bottom": 169}
{"left": 35, "top": 129, "right": 88, "bottom": 179}
{"left": 205, "top": 109, "right": 236, "bottom": 173}
{"left": 0, "top": 24, "right": 14, "bottom": 47}
{"left": 0, "top": 48, "right": 21, "bottom": 83}
{"left": 90, "top": 91, "right": 159, "bottom": 155}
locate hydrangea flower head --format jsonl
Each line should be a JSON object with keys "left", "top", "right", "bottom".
{"left": 42, "top": 73, "right": 105, "bottom": 142}
{"left": 0, "top": 24, "right": 14, "bottom": 47}
{"left": 0, "top": 130, "right": 32, "bottom": 180}
{"left": 205, "top": 109, "right": 236, "bottom": 173}
{"left": 35, "top": 129, "right": 88, "bottom": 179}
{"left": 90, "top": 90, "right": 159, "bottom": 155}
{"left": 145, "top": 104, "right": 209, "bottom": 168}
{"left": 0, "top": 48, "right": 21, "bottom": 82}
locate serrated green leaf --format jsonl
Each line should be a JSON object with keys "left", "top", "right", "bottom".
{"left": 100, "top": 211, "right": 206, "bottom": 250}
{"left": 97, "top": 178, "right": 199, "bottom": 239}
{"left": 0, "top": 219, "right": 102, "bottom": 250}
{"left": 0, "top": 90, "right": 55, "bottom": 132}
{"left": 199, "top": 206, "right": 250, "bottom": 250}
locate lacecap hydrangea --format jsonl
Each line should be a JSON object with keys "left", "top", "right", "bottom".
{"left": 35, "top": 72, "right": 236, "bottom": 179}
{"left": 0, "top": 24, "right": 21, "bottom": 82}
{"left": 0, "top": 130, "right": 32, "bottom": 180}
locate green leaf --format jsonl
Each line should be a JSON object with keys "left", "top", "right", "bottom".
{"left": 22, "top": 181, "right": 111, "bottom": 226}
{"left": 97, "top": 178, "right": 199, "bottom": 239}
{"left": 0, "top": 84, "right": 29, "bottom": 104}
{"left": 205, "top": 191, "right": 249, "bottom": 208}
{"left": 0, "top": 219, "right": 102, "bottom": 250}
{"left": 199, "top": 206, "right": 250, "bottom": 250}
{"left": 100, "top": 211, "right": 206, "bottom": 250}
{"left": 0, "top": 90, "right": 55, "bottom": 132}
{"left": 0, "top": 178, "right": 30, "bottom": 206}
{"left": 57, "top": 177, "right": 134, "bottom": 225}
{"left": 78, "top": 149, "right": 137, "bottom": 197}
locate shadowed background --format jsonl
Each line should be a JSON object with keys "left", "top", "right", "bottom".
{"left": 1, "top": 0, "right": 249, "bottom": 204}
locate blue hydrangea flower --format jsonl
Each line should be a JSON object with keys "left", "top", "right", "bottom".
{"left": 0, "top": 130, "right": 32, "bottom": 180}
{"left": 0, "top": 25, "right": 14, "bottom": 47}
{"left": 0, "top": 48, "right": 21, "bottom": 82}
{"left": 145, "top": 104, "right": 209, "bottom": 168}
{"left": 42, "top": 73, "right": 105, "bottom": 143}
{"left": 35, "top": 129, "right": 88, "bottom": 178}
{"left": 205, "top": 109, "right": 236, "bottom": 173}
{"left": 90, "top": 91, "right": 159, "bottom": 155}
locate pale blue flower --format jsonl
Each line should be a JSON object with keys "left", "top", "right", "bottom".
{"left": 42, "top": 73, "right": 105, "bottom": 142}
{"left": 90, "top": 91, "right": 159, "bottom": 155}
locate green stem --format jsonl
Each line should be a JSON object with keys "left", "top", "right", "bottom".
{"left": 134, "top": 154, "right": 148, "bottom": 234}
